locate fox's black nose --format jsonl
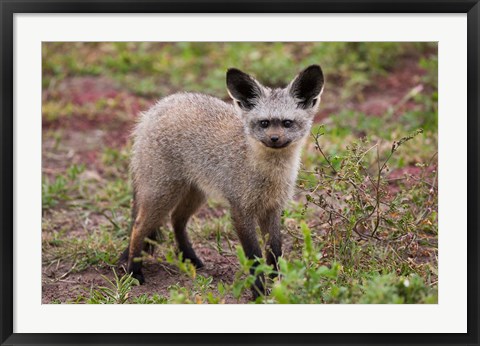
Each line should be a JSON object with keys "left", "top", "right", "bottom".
{"left": 270, "top": 136, "right": 279, "bottom": 142}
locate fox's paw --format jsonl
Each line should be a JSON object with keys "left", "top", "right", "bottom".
{"left": 186, "top": 256, "right": 204, "bottom": 269}
{"left": 131, "top": 271, "right": 145, "bottom": 285}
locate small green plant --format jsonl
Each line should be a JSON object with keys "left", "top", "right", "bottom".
{"left": 229, "top": 247, "right": 271, "bottom": 302}
{"left": 42, "top": 164, "right": 85, "bottom": 209}
{"left": 87, "top": 269, "right": 139, "bottom": 304}
{"left": 131, "top": 293, "right": 168, "bottom": 304}
{"left": 163, "top": 249, "right": 228, "bottom": 304}
{"left": 66, "top": 163, "right": 85, "bottom": 180}
{"left": 42, "top": 175, "right": 68, "bottom": 208}
{"left": 269, "top": 223, "right": 340, "bottom": 304}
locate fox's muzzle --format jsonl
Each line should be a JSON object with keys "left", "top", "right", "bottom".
{"left": 262, "top": 138, "right": 291, "bottom": 149}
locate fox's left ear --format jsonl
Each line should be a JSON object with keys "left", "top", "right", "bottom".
{"left": 226, "top": 68, "right": 266, "bottom": 111}
{"left": 288, "top": 65, "right": 324, "bottom": 109}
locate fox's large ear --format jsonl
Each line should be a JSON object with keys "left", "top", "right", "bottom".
{"left": 288, "top": 65, "right": 324, "bottom": 109}
{"left": 226, "top": 68, "right": 265, "bottom": 111}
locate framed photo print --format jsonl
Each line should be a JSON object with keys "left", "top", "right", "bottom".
{"left": 1, "top": 0, "right": 479, "bottom": 345}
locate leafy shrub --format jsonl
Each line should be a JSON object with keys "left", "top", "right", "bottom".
{"left": 229, "top": 224, "right": 436, "bottom": 304}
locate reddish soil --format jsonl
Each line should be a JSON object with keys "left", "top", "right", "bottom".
{"left": 359, "top": 55, "right": 426, "bottom": 116}
{"left": 315, "top": 54, "right": 426, "bottom": 121}
{"left": 387, "top": 163, "right": 437, "bottom": 195}
{"left": 43, "top": 77, "right": 154, "bottom": 151}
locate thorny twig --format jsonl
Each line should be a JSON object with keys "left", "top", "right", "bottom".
{"left": 311, "top": 128, "right": 338, "bottom": 174}
{"left": 308, "top": 128, "right": 425, "bottom": 241}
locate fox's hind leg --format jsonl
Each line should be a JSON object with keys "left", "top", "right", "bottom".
{"left": 119, "top": 198, "right": 161, "bottom": 265}
{"left": 171, "top": 185, "right": 206, "bottom": 268}
{"left": 125, "top": 206, "right": 164, "bottom": 284}
{"left": 124, "top": 187, "right": 181, "bottom": 283}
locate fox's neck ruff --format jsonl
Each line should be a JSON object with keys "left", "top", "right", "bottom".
{"left": 244, "top": 136, "right": 307, "bottom": 212}
{"left": 247, "top": 136, "right": 305, "bottom": 178}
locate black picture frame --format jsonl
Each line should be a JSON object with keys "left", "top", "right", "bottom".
{"left": 1, "top": 1, "right": 479, "bottom": 345}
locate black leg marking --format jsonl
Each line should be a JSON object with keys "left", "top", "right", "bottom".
{"left": 258, "top": 210, "right": 283, "bottom": 277}
{"left": 231, "top": 207, "right": 265, "bottom": 300}
{"left": 171, "top": 185, "right": 206, "bottom": 269}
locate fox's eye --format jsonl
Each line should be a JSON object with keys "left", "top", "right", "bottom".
{"left": 283, "top": 120, "right": 293, "bottom": 128}
{"left": 259, "top": 120, "right": 270, "bottom": 128}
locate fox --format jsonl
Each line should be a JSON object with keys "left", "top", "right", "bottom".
{"left": 120, "top": 64, "right": 324, "bottom": 298}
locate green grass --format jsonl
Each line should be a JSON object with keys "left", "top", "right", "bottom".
{"left": 43, "top": 42, "right": 436, "bottom": 99}
{"left": 42, "top": 42, "right": 438, "bottom": 304}
{"left": 76, "top": 222, "right": 436, "bottom": 304}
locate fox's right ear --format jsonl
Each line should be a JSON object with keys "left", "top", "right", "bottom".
{"left": 226, "top": 68, "right": 265, "bottom": 111}
{"left": 288, "top": 65, "right": 325, "bottom": 110}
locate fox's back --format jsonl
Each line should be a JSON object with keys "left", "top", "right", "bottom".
{"left": 131, "top": 93, "right": 248, "bottom": 198}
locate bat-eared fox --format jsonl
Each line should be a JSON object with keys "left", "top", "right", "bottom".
{"left": 120, "top": 65, "right": 324, "bottom": 299}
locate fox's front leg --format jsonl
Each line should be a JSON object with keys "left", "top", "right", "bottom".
{"left": 230, "top": 207, "right": 265, "bottom": 299}
{"left": 258, "top": 210, "right": 282, "bottom": 274}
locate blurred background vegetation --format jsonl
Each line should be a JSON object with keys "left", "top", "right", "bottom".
{"left": 43, "top": 42, "right": 435, "bottom": 96}
{"left": 42, "top": 42, "right": 438, "bottom": 304}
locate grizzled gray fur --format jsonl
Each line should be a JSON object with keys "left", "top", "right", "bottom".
{"left": 122, "top": 65, "right": 324, "bottom": 299}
